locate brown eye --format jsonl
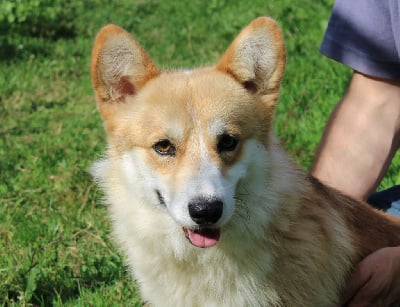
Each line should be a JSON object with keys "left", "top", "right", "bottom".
{"left": 153, "top": 139, "right": 176, "bottom": 156}
{"left": 217, "top": 134, "right": 239, "bottom": 153}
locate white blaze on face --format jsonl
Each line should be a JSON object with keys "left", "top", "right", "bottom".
{"left": 169, "top": 135, "right": 227, "bottom": 228}
{"left": 168, "top": 118, "right": 253, "bottom": 230}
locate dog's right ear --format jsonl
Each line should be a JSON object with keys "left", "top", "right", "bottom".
{"left": 91, "top": 24, "right": 160, "bottom": 121}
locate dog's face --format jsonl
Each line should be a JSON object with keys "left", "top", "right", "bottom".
{"left": 91, "top": 18, "right": 285, "bottom": 248}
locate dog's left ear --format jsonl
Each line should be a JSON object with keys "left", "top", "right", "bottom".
{"left": 217, "top": 17, "right": 286, "bottom": 98}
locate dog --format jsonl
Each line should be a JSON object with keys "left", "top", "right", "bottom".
{"left": 90, "top": 17, "right": 400, "bottom": 306}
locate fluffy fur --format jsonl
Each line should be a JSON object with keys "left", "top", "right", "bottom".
{"left": 90, "top": 17, "right": 400, "bottom": 306}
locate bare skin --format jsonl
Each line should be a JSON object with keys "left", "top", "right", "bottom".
{"left": 312, "top": 72, "right": 400, "bottom": 200}
{"left": 311, "top": 71, "right": 400, "bottom": 306}
{"left": 340, "top": 247, "right": 400, "bottom": 307}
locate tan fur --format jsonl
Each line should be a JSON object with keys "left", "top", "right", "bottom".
{"left": 90, "top": 17, "right": 400, "bottom": 306}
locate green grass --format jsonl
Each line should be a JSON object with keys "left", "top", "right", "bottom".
{"left": 1, "top": 0, "right": 399, "bottom": 305}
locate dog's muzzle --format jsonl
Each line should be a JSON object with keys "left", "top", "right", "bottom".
{"left": 188, "top": 197, "right": 223, "bottom": 225}
{"left": 183, "top": 197, "right": 223, "bottom": 248}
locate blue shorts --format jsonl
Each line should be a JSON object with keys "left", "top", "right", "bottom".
{"left": 321, "top": 0, "right": 400, "bottom": 80}
{"left": 368, "top": 185, "right": 400, "bottom": 216}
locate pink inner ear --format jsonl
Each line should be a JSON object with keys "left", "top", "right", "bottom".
{"left": 118, "top": 76, "right": 135, "bottom": 98}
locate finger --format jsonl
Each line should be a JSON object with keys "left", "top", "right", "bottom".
{"left": 346, "top": 268, "right": 388, "bottom": 307}
{"left": 347, "top": 282, "right": 379, "bottom": 307}
{"left": 340, "top": 263, "right": 372, "bottom": 305}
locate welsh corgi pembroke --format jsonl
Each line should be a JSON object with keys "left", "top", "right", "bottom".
{"left": 90, "top": 17, "right": 400, "bottom": 306}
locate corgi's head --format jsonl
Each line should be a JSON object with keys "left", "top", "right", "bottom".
{"left": 91, "top": 17, "right": 285, "bottom": 248}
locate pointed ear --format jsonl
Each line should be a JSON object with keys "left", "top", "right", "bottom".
{"left": 91, "top": 24, "right": 160, "bottom": 119}
{"left": 216, "top": 17, "right": 285, "bottom": 96}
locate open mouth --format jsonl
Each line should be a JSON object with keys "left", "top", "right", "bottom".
{"left": 183, "top": 227, "right": 221, "bottom": 248}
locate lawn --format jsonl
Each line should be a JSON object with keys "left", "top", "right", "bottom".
{"left": 1, "top": 0, "right": 398, "bottom": 305}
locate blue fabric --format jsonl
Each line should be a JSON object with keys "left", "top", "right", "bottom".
{"left": 368, "top": 185, "right": 400, "bottom": 216}
{"left": 387, "top": 200, "right": 400, "bottom": 216}
{"left": 321, "top": 0, "right": 400, "bottom": 80}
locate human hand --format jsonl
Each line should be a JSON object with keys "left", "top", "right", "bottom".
{"left": 340, "top": 246, "right": 400, "bottom": 307}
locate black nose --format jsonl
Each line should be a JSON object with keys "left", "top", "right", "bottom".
{"left": 188, "top": 198, "right": 223, "bottom": 225}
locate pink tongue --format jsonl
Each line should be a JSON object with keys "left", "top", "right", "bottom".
{"left": 187, "top": 228, "right": 221, "bottom": 248}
